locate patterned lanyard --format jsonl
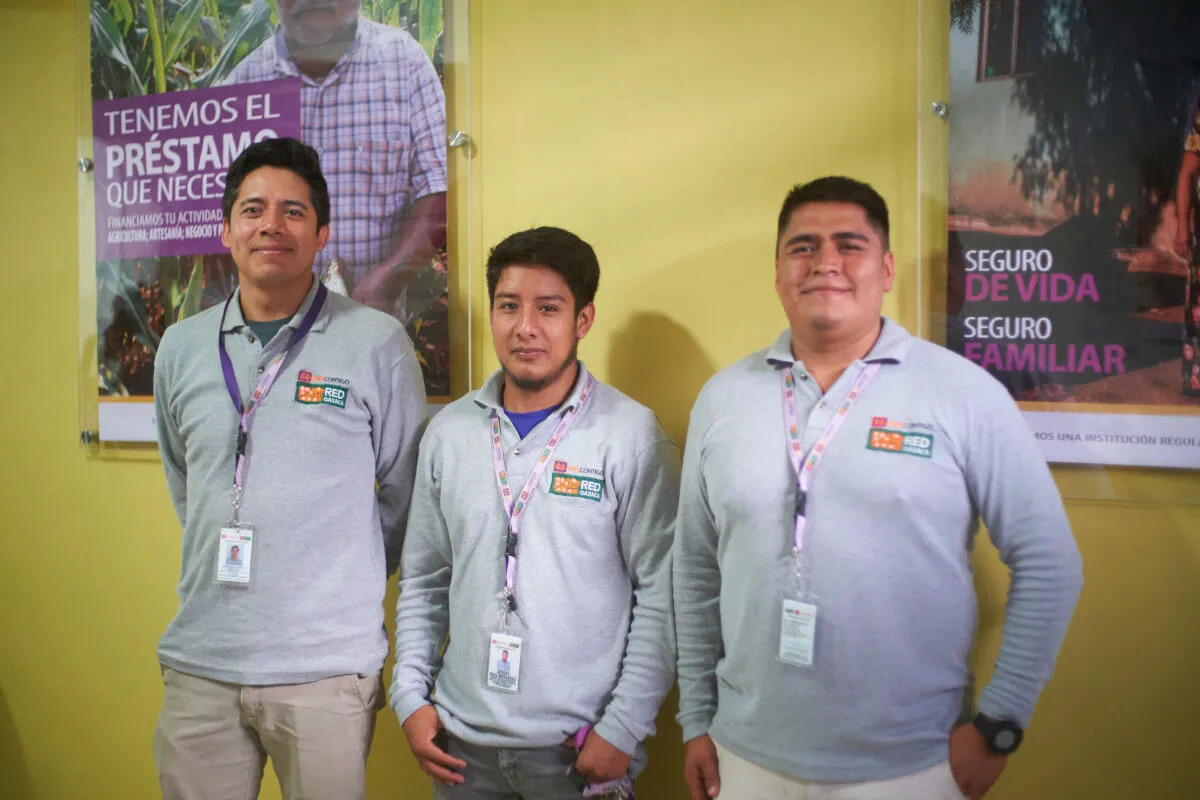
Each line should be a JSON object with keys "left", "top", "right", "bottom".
{"left": 490, "top": 371, "right": 595, "bottom": 612}
{"left": 781, "top": 362, "right": 880, "bottom": 553}
{"left": 218, "top": 283, "right": 328, "bottom": 520}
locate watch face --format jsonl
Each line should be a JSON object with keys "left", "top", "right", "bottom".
{"left": 995, "top": 729, "right": 1017, "bottom": 751}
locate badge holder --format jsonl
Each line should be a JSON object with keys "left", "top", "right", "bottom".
{"left": 216, "top": 477, "right": 255, "bottom": 588}
{"left": 777, "top": 494, "right": 818, "bottom": 668}
{"left": 485, "top": 595, "right": 525, "bottom": 694}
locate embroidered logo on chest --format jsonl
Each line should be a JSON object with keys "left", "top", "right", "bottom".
{"left": 295, "top": 369, "right": 350, "bottom": 409}
{"left": 549, "top": 459, "right": 605, "bottom": 501}
{"left": 866, "top": 416, "right": 934, "bottom": 458}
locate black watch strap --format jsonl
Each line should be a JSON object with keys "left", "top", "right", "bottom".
{"left": 972, "top": 713, "right": 1024, "bottom": 755}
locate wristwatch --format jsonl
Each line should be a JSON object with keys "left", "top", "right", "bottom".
{"left": 972, "top": 714, "right": 1024, "bottom": 755}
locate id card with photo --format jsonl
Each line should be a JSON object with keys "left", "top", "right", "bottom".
{"left": 486, "top": 632, "right": 523, "bottom": 693}
{"left": 217, "top": 526, "right": 254, "bottom": 587}
{"left": 778, "top": 598, "right": 817, "bottom": 667}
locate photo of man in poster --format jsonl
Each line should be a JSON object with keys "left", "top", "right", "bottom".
{"left": 222, "top": 0, "right": 448, "bottom": 336}
{"left": 1173, "top": 88, "right": 1200, "bottom": 398}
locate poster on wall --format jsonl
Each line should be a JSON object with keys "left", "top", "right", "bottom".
{"left": 947, "top": 0, "right": 1200, "bottom": 468}
{"left": 90, "top": 0, "right": 448, "bottom": 441}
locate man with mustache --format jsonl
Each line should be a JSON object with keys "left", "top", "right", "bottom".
{"left": 674, "top": 177, "right": 1083, "bottom": 799}
{"left": 391, "top": 227, "right": 679, "bottom": 798}
{"left": 224, "top": 0, "right": 447, "bottom": 318}
{"left": 152, "top": 138, "right": 426, "bottom": 800}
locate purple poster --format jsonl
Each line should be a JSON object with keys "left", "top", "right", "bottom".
{"left": 92, "top": 79, "right": 301, "bottom": 261}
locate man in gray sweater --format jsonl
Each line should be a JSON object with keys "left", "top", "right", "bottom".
{"left": 674, "top": 177, "right": 1083, "bottom": 800}
{"left": 391, "top": 227, "right": 679, "bottom": 798}
{"left": 152, "top": 138, "right": 426, "bottom": 800}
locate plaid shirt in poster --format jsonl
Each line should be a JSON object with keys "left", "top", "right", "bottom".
{"left": 225, "top": 19, "right": 448, "bottom": 285}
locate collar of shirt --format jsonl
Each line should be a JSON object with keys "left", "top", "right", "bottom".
{"left": 269, "top": 17, "right": 368, "bottom": 85}
{"left": 220, "top": 277, "right": 332, "bottom": 336}
{"left": 474, "top": 361, "right": 594, "bottom": 417}
{"left": 764, "top": 316, "right": 912, "bottom": 369}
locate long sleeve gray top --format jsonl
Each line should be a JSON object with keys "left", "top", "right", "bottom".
{"left": 674, "top": 320, "right": 1083, "bottom": 781}
{"left": 390, "top": 365, "right": 679, "bottom": 756}
{"left": 154, "top": 280, "right": 426, "bottom": 684}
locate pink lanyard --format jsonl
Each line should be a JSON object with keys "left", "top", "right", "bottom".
{"left": 490, "top": 372, "right": 595, "bottom": 613}
{"left": 781, "top": 363, "right": 880, "bottom": 553}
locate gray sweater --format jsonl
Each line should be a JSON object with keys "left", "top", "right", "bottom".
{"left": 154, "top": 280, "right": 426, "bottom": 684}
{"left": 390, "top": 365, "right": 679, "bottom": 755}
{"left": 674, "top": 320, "right": 1083, "bottom": 781}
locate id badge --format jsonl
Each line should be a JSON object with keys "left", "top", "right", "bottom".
{"left": 216, "top": 525, "right": 254, "bottom": 587}
{"left": 486, "top": 631, "right": 523, "bottom": 693}
{"left": 778, "top": 598, "right": 818, "bottom": 667}
{"left": 777, "top": 551, "right": 817, "bottom": 667}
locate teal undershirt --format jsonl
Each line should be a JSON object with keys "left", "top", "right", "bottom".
{"left": 246, "top": 318, "right": 290, "bottom": 346}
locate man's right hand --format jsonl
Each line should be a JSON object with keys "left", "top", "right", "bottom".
{"left": 402, "top": 704, "right": 467, "bottom": 786}
{"left": 683, "top": 734, "right": 721, "bottom": 800}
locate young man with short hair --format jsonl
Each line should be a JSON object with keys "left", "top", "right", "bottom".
{"left": 153, "top": 137, "right": 426, "bottom": 800}
{"left": 392, "top": 226, "right": 679, "bottom": 798}
{"left": 674, "top": 177, "right": 1083, "bottom": 800}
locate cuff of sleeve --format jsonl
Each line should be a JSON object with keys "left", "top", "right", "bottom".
{"left": 592, "top": 717, "right": 640, "bottom": 756}
{"left": 977, "top": 687, "right": 1033, "bottom": 729}
{"left": 391, "top": 691, "right": 432, "bottom": 727}
{"left": 412, "top": 181, "right": 448, "bottom": 201}
{"left": 677, "top": 712, "right": 713, "bottom": 744}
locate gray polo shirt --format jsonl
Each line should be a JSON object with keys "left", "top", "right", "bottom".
{"left": 390, "top": 364, "right": 679, "bottom": 756}
{"left": 154, "top": 279, "right": 426, "bottom": 684}
{"left": 674, "top": 318, "right": 1082, "bottom": 782}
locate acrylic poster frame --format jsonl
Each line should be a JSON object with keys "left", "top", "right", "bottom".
{"left": 923, "top": 0, "right": 1200, "bottom": 504}
{"left": 76, "top": 0, "right": 473, "bottom": 454}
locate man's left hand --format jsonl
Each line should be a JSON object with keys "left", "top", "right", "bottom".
{"left": 574, "top": 729, "right": 631, "bottom": 784}
{"left": 949, "top": 723, "right": 1009, "bottom": 799}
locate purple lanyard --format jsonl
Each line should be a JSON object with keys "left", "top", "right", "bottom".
{"left": 490, "top": 371, "right": 595, "bottom": 613}
{"left": 218, "top": 283, "right": 327, "bottom": 519}
{"left": 781, "top": 362, "right": 880, "bottom": 554}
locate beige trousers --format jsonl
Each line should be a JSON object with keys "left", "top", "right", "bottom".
{"left": 153, "top": 667, "right": 382, "bottom": 800}
{"left": 715, "top": 741, "right": 966, "bottom": 800}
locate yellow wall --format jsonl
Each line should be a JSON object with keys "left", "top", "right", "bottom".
{"left": 1, "top": 0, "right": 1198, "bottom": 798}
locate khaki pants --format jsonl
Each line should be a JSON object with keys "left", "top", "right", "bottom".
{"left": 153, "top": 667, "right": 382, "bottom": 800}
{"left": 714, "top": 741, "right": 965, "bottom": 800}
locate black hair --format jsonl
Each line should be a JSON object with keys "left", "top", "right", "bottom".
{"left": 221, "top": 137, "right": 330, "bottom": 229}
{"left": 776, "top": 176, "right": 890, "bottom": 251}
{"left": 485, "top": 226, "right": 600, "bottom": 312}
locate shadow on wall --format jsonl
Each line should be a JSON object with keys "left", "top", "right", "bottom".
{"left": 0, "top": 685, "right": 35, "bottom": 799}
{"left": 608, "top": 314, "right": 716, "bottom": 800}
{"left": 607, "top": 312, "right": 718, "bottom": 446}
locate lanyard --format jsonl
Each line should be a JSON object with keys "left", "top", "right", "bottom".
{"left": 490, "top": 371, "right": 595, "bottom": 613}
{"left": 218, "top": 283, "right": 328, "bottom": 520}
{"left": 781, "top": 362, "right": 880, "bottom": 554}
